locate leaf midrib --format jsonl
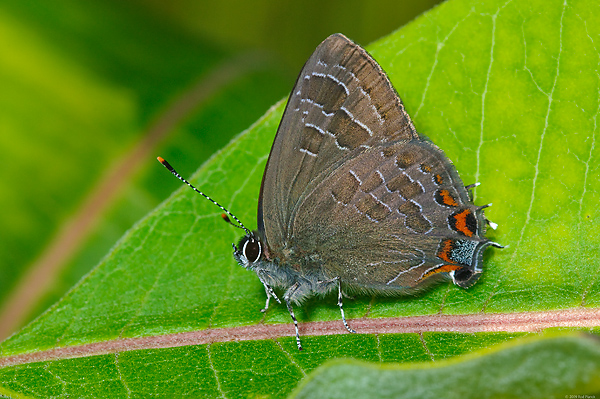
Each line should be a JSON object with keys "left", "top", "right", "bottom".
{"left": 1, "top": 307, "right": 597, "bottom": 368}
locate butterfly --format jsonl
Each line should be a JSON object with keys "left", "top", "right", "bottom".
{"left": 159, "top": 33, "right": 501, "bottom": 350}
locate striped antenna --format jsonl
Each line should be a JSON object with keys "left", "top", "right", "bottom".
{"left": 157, "top": 157, "right": 251, "bottom": 235}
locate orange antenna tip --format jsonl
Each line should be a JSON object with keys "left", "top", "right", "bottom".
{"left": 157, "top": 156, "right": 174, "bottom": 172}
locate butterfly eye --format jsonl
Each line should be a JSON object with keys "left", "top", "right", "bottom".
{"left": 242, "top": 239, "right": 261, "bottom": 263}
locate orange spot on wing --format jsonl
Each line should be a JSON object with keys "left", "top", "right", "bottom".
{"left": 440, "top": 189, "right": 459, "bottom": 206}
{"left": 435, "top": 174, "right": 443, "bottom": 184}
{"left": 453, "top": 209, "right": 474, "bottom": 237}
{"left": 421, "top": 264, "right": 461, "bottom": 280}
{"left": 437, "top": 239, "right": 454, "bottom": 263}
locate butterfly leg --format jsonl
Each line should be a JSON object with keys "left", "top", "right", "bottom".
{"left": 257, "top": 272, "right": 281, "bottom": 313}
{"left": 336, "top": 279, "right": 356, "bottom": 334}
{"left": 283, "top": 282, "right": 303, "bottom": 350}
{"left": 261, "top": 284, "right": 275, "bottom": 313}
{"left": 317, "top": 277, "right": 357, "bottom": 334}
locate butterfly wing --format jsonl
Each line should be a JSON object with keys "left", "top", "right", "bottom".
{"left": 258, "top": 34, "right": 418, "bottom": 256}
{"left": 289, "top": 138, "right": 493, "bottom": 293}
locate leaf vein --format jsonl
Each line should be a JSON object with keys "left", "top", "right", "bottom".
{"left": 414, "top": 10, "right": 474, "bottom": 118}
{"left": 483, "top": 0, "right": 568, "bottom": 311}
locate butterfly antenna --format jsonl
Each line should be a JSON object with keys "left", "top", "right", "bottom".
{"left": 157, "top": 157, "right": 251, "bottom": 236}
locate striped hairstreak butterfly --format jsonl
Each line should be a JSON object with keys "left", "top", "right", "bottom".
{"left": 159, "top": 33, "right": 501, "bottom": 350}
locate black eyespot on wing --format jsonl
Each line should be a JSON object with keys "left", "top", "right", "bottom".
{"left": 453, "top": 267, "right": 473, "bottom": 283}
{"left": 453, "top": 267, "right": 481, "bottom": 289}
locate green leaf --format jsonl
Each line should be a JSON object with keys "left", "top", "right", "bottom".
{"left": 0, "top": 0, "right": 441, "bottom": 339}
{"left": 0, "top": 0, "right": 292, "bottom": 333}
{"left": 1, "top": 0, "right": 599, "bottom": 397}
{"left": 290, "top": 334, "right": 600, "bottom": 399}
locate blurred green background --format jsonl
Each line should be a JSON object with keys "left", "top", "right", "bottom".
{"left": 0, "top": 0, "right": 442, "bottom": 339}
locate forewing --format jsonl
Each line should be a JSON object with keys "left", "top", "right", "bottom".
{"left": 258, "top": 34, "right": 418, "bottom": 254}
{"left": 289, "top": 139, "right": 491, "bottom": 293}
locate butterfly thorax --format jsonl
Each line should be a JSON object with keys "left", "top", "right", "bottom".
{"left": 233, "top": 232, "right": 336, "bottom": 303}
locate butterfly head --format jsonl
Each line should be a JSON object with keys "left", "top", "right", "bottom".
{"left": 233, "top": 233, "right": 264, "bottom": 269}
